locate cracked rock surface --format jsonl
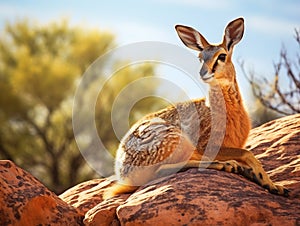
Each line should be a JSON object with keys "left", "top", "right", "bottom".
{"left": 1, "top": 114, "right": 299, "bottom": 225}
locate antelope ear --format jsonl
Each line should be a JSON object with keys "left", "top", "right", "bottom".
{"left": 223, "top": 18, "right": 244, "bottom": 52}
{"left": 175, "top": 25, "right": 209, "bottom": 51}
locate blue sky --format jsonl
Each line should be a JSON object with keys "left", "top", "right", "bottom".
{"left": 0, "top": 0, "right": 299, "bottom": 107}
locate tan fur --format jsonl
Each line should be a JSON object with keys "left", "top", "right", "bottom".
{"left": 103, "top": 18, "right": 289, "bottom": 199}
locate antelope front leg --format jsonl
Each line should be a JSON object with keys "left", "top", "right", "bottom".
{"left": 213, "top": 147, "right": 289, "bottom": 197}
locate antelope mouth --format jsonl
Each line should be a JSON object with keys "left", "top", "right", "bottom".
{"left": 201, "top": 73, "right": 214, "bottom": 82}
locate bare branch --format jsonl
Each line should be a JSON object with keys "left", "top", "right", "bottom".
{"left": 26, "top": 116, "right": 55, "bottom": 157}
{"left": 295, "top": 28, "right": 300, "bottom": 47}
{"left": 239, "top": 28, "right": 300, "bottom": 116}
{"left": 281, "top": 49, "right": 300, "bottom": 89}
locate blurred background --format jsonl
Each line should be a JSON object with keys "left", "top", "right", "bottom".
{"left": 0, "top": 0, "right": 299, "bottom": 193}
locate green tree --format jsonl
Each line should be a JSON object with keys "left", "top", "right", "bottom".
{"left": 0, "top": 19, "right": 166, "bottom": 193}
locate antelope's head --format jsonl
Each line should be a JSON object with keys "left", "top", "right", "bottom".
{"left": 175, "top": 18, "right": 244, "bottom": 85}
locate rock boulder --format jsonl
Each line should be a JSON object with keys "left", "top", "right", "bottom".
{"left": 0, "top": 160, "right": 82, "bottom": 226}
{"left": 1, "top": 114, "right": 299, "bottom": 225}
{"left": 61, "top": 114, "right": 300, "bottom": 225}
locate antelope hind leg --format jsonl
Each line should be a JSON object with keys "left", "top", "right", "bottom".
{"left": 156, "top": 160, "right": 247, "bottom": 178}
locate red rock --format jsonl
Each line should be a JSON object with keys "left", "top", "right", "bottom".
{"left": 1, "top": 115, "right": 299, "bottom": 226}
{"left": 0, "top": 160, "right": 82, "bottom": 226}
{"left": 59, "top": 178, "right": 111, "bottom": 215}
{"left": 84, "top": 195, "right": 130, "bottom": 226}
{"left": 59, "top": 177, "right": 130, "bottom": 225}
{"left": 60, "top": 114, "right": 300, "bottom": 225}
{"left": 246, "top": 114, "right": 300, "bottom": 197}
{"left": 117, "top": 168, "right": 298, "bottom": 225}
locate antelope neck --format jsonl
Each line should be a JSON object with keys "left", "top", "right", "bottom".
{"left": 208, "top": 79, "right": 244, "bottom": 113}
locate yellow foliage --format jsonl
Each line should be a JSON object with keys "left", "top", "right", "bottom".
{"left": 0, "top": 19, "right": 116, "bottom": 192}
{"left": 11, "top": 46, "right": 79, "bottom": 109}
{"left": 0, "top": 19, "right": 165, "bottom": 193}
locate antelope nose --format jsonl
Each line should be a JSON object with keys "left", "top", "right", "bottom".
{"left": 199, "top": 64, "right": 208, "bottom": 77}
{"left": 199, "top": 63, "right": 214, "bottom": 82}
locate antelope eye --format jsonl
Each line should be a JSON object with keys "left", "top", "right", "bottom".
{"left": 218, "top": 53, "right": 226, "bottom": 62}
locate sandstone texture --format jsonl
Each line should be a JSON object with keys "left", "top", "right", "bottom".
{"left": 246, "top": 114, "right": 300, "bottom": 195}
{"left": 1, "top": 114, "right": 299, "bottom": 225}
{"left": 59, "top": 177, "right": 131, "bottom": 226}
{"left": 0, "top": 160, "right": 82, "bottom": 226}
{"left": 61, "top": 114, "right": 300, "bottom": 225}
